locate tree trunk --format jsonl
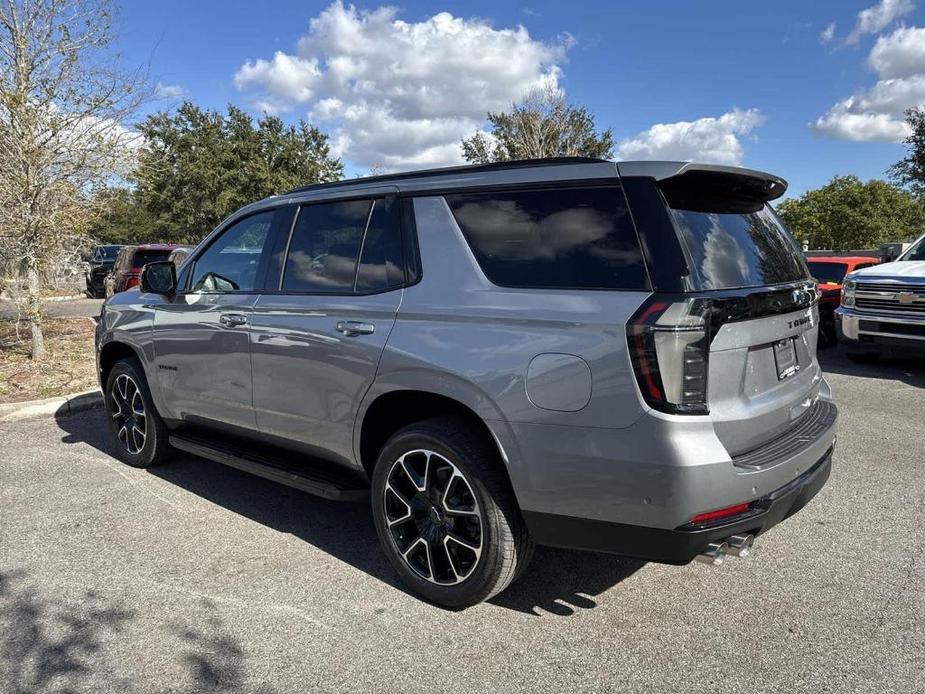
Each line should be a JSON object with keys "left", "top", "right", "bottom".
{"left": 26, "top": 262, "right": 46, "bottom": 361}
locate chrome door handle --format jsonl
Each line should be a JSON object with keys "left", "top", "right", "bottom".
{"left": 336, "top": 321, "right": 375, "bottom": 336}
{"left": 219, "top": 313, "right": 248, "bottom": 328}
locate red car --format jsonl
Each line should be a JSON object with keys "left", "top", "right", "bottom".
{"left": 806, "top": 256, "right": 879, "bottom": 343}
{"left": 104, "top": 244, "right": 180, "bottom": 297}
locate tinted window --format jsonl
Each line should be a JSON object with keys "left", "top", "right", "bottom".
{"left": 807, "top": 261, "right": 848, "bottom": 284}
{"left": 901, "top": 236, "right": 925, "bottom": 261}
{"left": 356, "top": 197, "right": 404, "bottom": 292}
{"left": 445, "top": 187, "right": 647, "bottom": 290}
{"left": 282, "top": 200, "right": 371, "bottom": 293}
{"left": 668, "top": 205, "right": 809, "bottom": 290}
{"left": 191, "top": 211, "right": 274, "bottom": 292}
{"left": 133, "top": 250, "right": 172, "bottom": 267}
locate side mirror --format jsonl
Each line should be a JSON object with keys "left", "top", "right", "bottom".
{"left": 140, "top": 261, "right": 177, "bottom": 295}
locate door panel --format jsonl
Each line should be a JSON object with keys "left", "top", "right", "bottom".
{"left": 151, "top": 208, "right": 281, "bottom": 433}
{"left": 153, "top": 292, "right": 259, "bottom": 430}
{"left": 250, "top": 292, "right": 401, "bottom": 465}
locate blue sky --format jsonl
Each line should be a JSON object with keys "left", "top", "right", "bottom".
{"left": 114, "top": 0, "right": 925, "bottom": 197}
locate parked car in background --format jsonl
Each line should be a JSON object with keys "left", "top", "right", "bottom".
{"left": 84, "top": 245, "right": 123, "bottom": 298}
{"left": 104, "top": 244, "right": 178, "bottom": 298}
{"left": 167, "top": 245, "right": 195, "bottom": 268}
{"left": 806, "top": 256, "right": 879, "bottom": 344}
{"left": 837, "top": 233, "right": 925, "bottom": 360}
{"left": 96, "top": 159, "right": 836, "bottom": 608}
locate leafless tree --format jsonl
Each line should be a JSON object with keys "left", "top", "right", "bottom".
{"left": 461, "top": 85, "right": 614, "bottom": 164}
{"left": 0, "top": 0, "right": 147, "bottom": 359}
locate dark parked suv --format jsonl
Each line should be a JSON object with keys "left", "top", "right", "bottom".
{"left": 96, "top": 159, "right": 837, "bottom": 607}
{"left": 84, "top": 245, "right": 122, "bottom": 298}
{"left": 104, "top": 244, "right": 178, "bottom": 297}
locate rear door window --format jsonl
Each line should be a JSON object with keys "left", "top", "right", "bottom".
{"left": 445, "top": 186, "right": 648, "bottom": 290}
{"left": 281, "top": 197, "right": 404, "bottom": 294}
{"left": 282, "top": 200, "right": 371, "bottom": 293}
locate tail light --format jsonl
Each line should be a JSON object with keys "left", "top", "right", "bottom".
{"left": 627, "top": 295, "right": 711, "bottom": 415}
{"left": 125, "top": 270, "right": 141, "bottom": 290}
{"left": 687, "top": 502, "right": 752, "bottom": 526}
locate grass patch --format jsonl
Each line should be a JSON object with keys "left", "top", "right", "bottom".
{"left": 0, "top": 317, "right": 97, "bottom": 404}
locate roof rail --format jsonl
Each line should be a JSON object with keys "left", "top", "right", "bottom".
{"left": 282, "top": 157, "right": 611, "bottom": 195}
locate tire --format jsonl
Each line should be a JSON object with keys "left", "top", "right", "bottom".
{"left": 371, "top": 416, "right": 532, "bottom": 608}
{"left": 845, "top": 350, "right": 880, "bottom": 363}
{"left": 104, "top": 358, "right": 173, "bottom": 468}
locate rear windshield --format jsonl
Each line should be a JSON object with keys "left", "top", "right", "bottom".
{"left": 132, "top": 250, "right": 171, "bottom": 268}
{"left": 806, "top": 261, "right": 848, "bottom": 284}
{"left": 667, "top": 204, "right": 809, "bottom": 290}
{"left": 445, "top": 186, "right": 648, "bottom": 290}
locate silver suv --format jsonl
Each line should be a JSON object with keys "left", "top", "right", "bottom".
{"left": 95, "top": 158, "right": 837, "bottom": 607}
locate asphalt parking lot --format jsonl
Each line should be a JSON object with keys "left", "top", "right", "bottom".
{"left": 0, "top": 298, "right": 102, "bottom": 321}
{"left": 1, "top": 348, "right": 923, "bottom": 693}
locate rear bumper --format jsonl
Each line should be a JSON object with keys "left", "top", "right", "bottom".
{"left": 837, "top": 307, "right": 925, "bottom": 353}
{"left": 524, "top": 446, "right": 833, "bottom": 564}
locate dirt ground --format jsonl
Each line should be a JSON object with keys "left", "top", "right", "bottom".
{"left": 0, "top": 317, "right": 97, "bottom": 403}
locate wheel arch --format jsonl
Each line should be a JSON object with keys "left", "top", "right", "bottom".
{"left": 98, "top": 340, "right": 144, "bottom": 388}
{"left": 356, "top": 387, "right": 519, "bottom": 499}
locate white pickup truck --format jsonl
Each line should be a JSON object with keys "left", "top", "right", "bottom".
{"left": 837, "top": 233, "right": 925, "bottom": 360}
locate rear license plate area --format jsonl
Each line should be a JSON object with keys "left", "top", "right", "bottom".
{"left": 774, "top": 337, "right": 798, "bottom": 380}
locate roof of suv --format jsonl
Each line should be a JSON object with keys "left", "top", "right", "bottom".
{"left": 279, "top": 158, "right": 788, "bottom": 201}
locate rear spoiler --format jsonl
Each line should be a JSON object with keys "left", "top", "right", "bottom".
{"left": 617, "top": 162, "right": 787, "bottom": 213}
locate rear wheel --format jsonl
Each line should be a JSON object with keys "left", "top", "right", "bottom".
{"left": 105, "top": 358, "right": 173, "bottom": 468}
{"left": 371, "top": 417, "right": 532, "bottom": 608}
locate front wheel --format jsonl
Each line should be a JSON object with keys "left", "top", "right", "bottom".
{"left": 104, "top": 358, "right": 173, "bottom": 468}
{"left": 371, "top": 417, "right": 532, "bottom": 608}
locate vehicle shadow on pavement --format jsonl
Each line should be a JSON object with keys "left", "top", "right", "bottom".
{"left": 818, "top": 345, "right": 925, "bottom": 388}
{"left": 490, "top": 550, "right": 645, "bottom": 616}
{"left": 56, "top": 411, "right": 646, "bottom": 616}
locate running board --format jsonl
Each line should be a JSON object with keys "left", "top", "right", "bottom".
{"left": 168, "top": 434, "right": 370, "bottom": 502}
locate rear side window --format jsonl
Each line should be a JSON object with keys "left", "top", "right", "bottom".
{"left": 666, "top": 204, "right": 809, "bottom": 290}
{"left": 445, "top": 186, "right": 648, "bottom": 290}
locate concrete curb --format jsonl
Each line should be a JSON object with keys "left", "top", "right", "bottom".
{"left": 0, "top": 389, "right": 103, "bottom": 423}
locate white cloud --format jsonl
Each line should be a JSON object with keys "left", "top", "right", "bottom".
{"left": 154, "top": 82, "right": 186, "bottom": 99}
{"left": 845, "top": 0, "right": 915, "bottom": 44}
{"left": 233, "top": 1, "right": 567, "bottom": 169}
{"left": 868, "top": 24, "right": 925, "bottom": 78}
{"left": 616, "top": 109, "right": 766, "bottom": 165}
{"left": 820, "top": 22, "right": 837, "bottom": 44}
{"left": 813, "top": 25, "right": 925, "bottom": 142}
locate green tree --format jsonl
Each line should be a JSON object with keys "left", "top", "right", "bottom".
{"left": 776, "top": 175, "right": 925, "bottom": 251}
{"left": 134, "top": 102, "right": 343, "bottom": 243}
{"left": 889, "top": 107, "right": 925, "bottom": 196}
{"left": 461, "top": 87, "right": 614, "bottom": 164}
{"left": 87, "top": 187, "right": 154, "bottom": 245}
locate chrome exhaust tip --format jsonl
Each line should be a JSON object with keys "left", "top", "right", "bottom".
{"left": 725, "top": 534, "right": 755, "bottom": 558}
{"left": 695, "top": 541, "right": 728, "bottom": 566}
